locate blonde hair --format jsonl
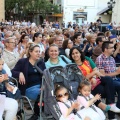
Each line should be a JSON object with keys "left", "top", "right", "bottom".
{"left": 86, "top": 34, "right": 94, "bottom": 42}
{"left": 0, "top": 58, "right": 4, "bottom": 64}
{"left": 26, "top": 43, "right": 40, "bottom": 57}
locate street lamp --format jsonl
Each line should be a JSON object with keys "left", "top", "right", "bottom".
{"left": 107, "top": 0, "right": 116, "bottom": 8}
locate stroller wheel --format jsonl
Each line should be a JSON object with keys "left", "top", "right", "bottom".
{"left": 17, "top": 109, "right": 25, "bottom": 120}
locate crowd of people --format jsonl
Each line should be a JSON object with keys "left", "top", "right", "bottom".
{"left": 0, "top": 18, "right": 120, "bottom": 120}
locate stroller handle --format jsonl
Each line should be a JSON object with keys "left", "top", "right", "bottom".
{"left": 34, "top": 58, "right": 43, "bottom": 74}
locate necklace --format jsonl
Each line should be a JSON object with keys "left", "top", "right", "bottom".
{"left": 50, "top": 58, "right": 59, "bottom": 65}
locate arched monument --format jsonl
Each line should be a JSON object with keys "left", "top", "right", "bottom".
{"left": 0, "top": 0, "right": 5, "bottom": 21}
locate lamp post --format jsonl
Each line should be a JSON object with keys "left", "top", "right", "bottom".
{"left": 107, "top": 0, "right": 116, "bottom": 9}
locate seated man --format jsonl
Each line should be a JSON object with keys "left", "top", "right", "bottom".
{"left": 96, "top": 41, "right": 120, "bottom": 112}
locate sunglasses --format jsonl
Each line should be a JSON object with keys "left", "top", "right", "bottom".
{"left": 56, "top": 92, "right": 69, "bottom": 98}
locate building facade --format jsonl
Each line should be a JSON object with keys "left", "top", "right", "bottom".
{"left": 0, "top": 0, "right": 5, "bottom": 21}
{"left": 112, "top": 0, "right": 120, "bottom": 25}
{"left": 63, "top": 0, "right": 110, "bottom": 27}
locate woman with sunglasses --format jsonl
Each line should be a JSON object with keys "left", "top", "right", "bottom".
{"left": 55, "top": 85, "right": 91, "bottom": 120}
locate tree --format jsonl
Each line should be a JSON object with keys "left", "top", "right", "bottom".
{"left": 5, "top": 0, "right": 60, "bottom": 20}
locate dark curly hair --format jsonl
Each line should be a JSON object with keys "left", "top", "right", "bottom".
{"left": 69, "top": 47, "right": 85, "bottom": 63}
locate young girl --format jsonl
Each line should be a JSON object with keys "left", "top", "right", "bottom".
{"left": 55, "top": 85, "right": 91, "bottom": 120}
{"left": 0, "top": 58, "right": 18, "bottom": 120}
{"left": 77, "top": 81, "right": 108, "bottom": 120}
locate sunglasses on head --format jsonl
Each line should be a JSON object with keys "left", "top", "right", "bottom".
{"left": 56, "top": 92, "right": 69, "bottom": 98}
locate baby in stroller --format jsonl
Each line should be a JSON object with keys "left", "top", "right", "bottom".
{"left": 55, "top": 85, "right": 91, "bottom": 120}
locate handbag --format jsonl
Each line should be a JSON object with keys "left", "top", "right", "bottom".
{"left": 91, "top": 78, "right": 101, "bottom": 90}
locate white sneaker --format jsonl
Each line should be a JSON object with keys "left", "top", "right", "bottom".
{"left": 109, "top": 119, "right": 117, "bottom": 120}
{"left": 110, "top": 104, "right": 120, "bottom": 113}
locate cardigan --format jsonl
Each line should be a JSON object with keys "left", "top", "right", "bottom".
{"left": 2, "top": 49, "right": 20, "bottom": 70}
{"left": 11, "top": 58, "right": 46, "bottom": 95}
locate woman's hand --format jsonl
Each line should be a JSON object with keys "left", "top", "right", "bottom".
{"left": 94, "top": 69, "right": 104, "bottom": 77}
{"left": 0, "top": 74, "right": 4, "bottom": 83}
{"left": 91, "top": 77, "right": 97, "bottom": 86}
{"left": 20, "top": 49, "right": 26, "bottom": 58}
{"left": 19, "top": 72, "right": 26, "bottom": 85}
{"left": 88, "top": 46, "right": 93, "bottom": 51}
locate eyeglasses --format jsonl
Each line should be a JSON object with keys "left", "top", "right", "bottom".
{"left": 107, "top": 46, "right": 114, "bottom": 49}
{"left": 56, "top": 92, "right": 69, "bottom": 98}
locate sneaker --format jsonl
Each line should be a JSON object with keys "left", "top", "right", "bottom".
{"left": 110, "top": 104, "right": 120, "bottom": 113}
{"left": 109, "top": 119, "right": 117, "bottom": 120}
{"left": 28, "top": 114, "right": 38, "bottom": 120}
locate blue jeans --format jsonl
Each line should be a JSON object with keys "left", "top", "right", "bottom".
{"left": 25, "top": 85, "right": 40, "bottom": 100}
{"left": 113, "top": 78, "right": 120, "bottom": 108}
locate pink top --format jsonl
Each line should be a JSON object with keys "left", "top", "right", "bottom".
{"left": 57, "top": 101, "right": 75, "bottom": 120}
{"left": 77, "top": 94, "right": 94, "bottom": 108}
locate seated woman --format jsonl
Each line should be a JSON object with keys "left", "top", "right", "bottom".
{"left": 62, "top": 38, "right": 73, "bottom": 58}
{"left": 12, "top": 43, "right": 46, "bottom": 119}
{"left": 0, "top": 58, "right": 18, "bottom": 120}
{"left": 33, "top": 32, "right": 45, "bottom": 58}
{"left": 2, "top": 37, "right": 25, "bottom": 70}
{"left": 69, "top": 47, "right": 120, "bottom": 119}
{"left": 84, "top": 34, "right": 96, "bottom": 57}
{"left": 45, "top": 44, "right": 72, "bottom": 68}
{"left": 12, "top": 43, "right": 46, "bottom": 100}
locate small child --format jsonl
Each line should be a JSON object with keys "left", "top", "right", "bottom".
{"left": 77, "top": 81, "right": 120, "bottom": 120}
{"left": 0, "top": 58, "right": 18, "bottom": 95}
{"left": 55, "top": 85, "right": 91, "bottom": 120}
{"left": 0, "top": 58, "right": 18, "bottom": 120}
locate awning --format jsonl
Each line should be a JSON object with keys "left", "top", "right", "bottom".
{"left": 97, "top": 7, "right": 111, "bottom": 15}
{"left": 52, "top": 13, "right": 63, "bottom": 17}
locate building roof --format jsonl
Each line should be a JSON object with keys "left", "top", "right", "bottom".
{"left": 97, "top": 7, "right": 111, "bottom": 15}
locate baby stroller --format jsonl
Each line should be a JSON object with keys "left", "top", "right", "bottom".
{"left": 35, "top": 59, "right": 84, "bottom": 120}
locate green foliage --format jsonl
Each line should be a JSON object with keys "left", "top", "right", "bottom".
{"left": 5, "top": 0, "right": 60, "bottom": 19}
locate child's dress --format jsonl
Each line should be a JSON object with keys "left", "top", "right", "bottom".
{"left": 77, "top": 93, "right": 106, "bottom": 120}
{"left": 58, "top": 100, "right": 87, "bottom": 120}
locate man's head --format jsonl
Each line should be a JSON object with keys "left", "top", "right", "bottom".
{"left": 4, "top": 31, "right": 13, "bottom": 39}
{"left": 55, "top": 36, "right": 63, "bottom": 48}
{"left": 96, "top": 37, "right": 103, "bottom": 46}
{"left": 4, "top": 37, "right": 16, "bottom": 51}
{"left": 102, "top": 41, "right": 114, "bottom": 56}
